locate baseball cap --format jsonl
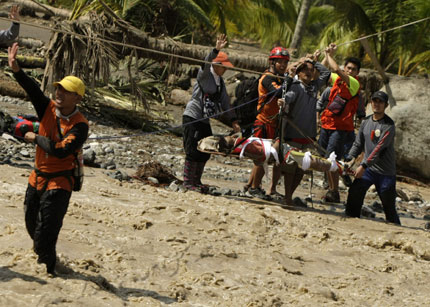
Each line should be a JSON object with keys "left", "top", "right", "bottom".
{"left": 53, "top": 76, "right": 85, "bottom": 97}
{"left": 212, "top": 51, "right": 234, "bottom": 68}
{"left": 371, "top": 91, "right": 388, "bottom": 103}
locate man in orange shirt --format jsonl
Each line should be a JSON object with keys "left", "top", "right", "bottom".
{"left": 245, "top": 47, "right": 289, "bottom": 200}
{"left": 9, "top": 43, "right": 89, "bottom": 275}
{"left": 319, "top": 43, "right": 361, "bottom": 203}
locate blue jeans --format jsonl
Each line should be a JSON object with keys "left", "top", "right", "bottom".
{"left": 318, "top": 128, "right": 347, "bottom": 159}
{"left": 345, "top": 168, "right": 400, "bottom": 224}
{"left": 343, "top": 131, "right": 355, "bottom": 160}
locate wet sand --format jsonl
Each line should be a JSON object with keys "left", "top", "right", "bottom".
{"left": 1, "top": 163, "right": 430, "bottom": 306}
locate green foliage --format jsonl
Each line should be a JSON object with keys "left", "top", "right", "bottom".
{"left": 54, "top": 0, "right": 430, "bottom": 75}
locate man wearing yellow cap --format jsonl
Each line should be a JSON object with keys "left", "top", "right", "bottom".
{"left": 8, "top": 42, "right": 89, "bottom": 275}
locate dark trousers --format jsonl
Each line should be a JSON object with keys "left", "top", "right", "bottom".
{"left": 345, "top": 169, "right": 400, "bottom": 225}
{"left": 182, "top": 115, "right": 212, "bottom": 163}
{"left": 318, "top": 128, "right": 347, "bottom": 159}
{"left": 24, "top": 184, "right": 71, "bottom": 272}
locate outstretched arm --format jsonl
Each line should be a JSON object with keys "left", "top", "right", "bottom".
{"left": 9, "top": 43, "right": 50, "bottom": 119}
{"left": 324, "top": 43, "right": 351, "bottom": 86}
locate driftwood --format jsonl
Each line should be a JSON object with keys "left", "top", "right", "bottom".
{"left": 0, "top": 52, "right": 45, "bottom": 68}
{"left": 17, "top": 37, "right": 45, "bottom": 49}
{"left": 0, "top": 78, "right": 27, "bottom": 98}
{"left": 13, "top": 0, "right": 72, "bottom": 19}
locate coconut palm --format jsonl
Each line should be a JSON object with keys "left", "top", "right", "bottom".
{"left": 305, "top": 0, "right": 429, "bottom": 75}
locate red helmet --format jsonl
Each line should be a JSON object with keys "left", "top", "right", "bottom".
{"left": 269, "top": 47, "right": 290, "bottom": 60}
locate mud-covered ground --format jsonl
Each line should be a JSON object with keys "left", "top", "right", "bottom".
{"left": 1, "top": 93, "right": 430, "bottom": 306}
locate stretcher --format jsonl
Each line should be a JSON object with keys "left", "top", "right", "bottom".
{"left": 197, "top": 134, "right": 347, "bottom": 174}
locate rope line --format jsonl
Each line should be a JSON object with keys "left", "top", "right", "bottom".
{"left": 88, "top": 88, "right": 278, "bottom": 140}
{"left": 1, "top": 15, "right": 429, "bottom": 77}
{"left": 337, "top": 16, "right": 430, "bottom": 46}
{"left": 0, "top": 16, "right": 264, "bottom": 77}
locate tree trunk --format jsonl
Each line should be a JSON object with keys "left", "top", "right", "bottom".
{"left": 125, "top": 27, "right": 269, "bottom": 74}
{"left": 290, "top": 0, "right": 312, "bottom": 54}
{"left": 0, "top": 53, "right": 45, "bottom": 68}
{"left": 14, "top": 0, "right": 72, "bottom": 19}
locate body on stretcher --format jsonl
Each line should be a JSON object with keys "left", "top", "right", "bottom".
{"left": 197, "top": 134, "right": 348, "bottom": 175}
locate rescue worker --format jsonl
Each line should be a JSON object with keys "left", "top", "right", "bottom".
{"left": 345, "top": 91, "right": 400, "bottom": 225}
{"left": 182, "top": 34, "right": 240, "bottom": 192}
{"left": 8, "top": 42, "right": 89, "bottom": 275}
{"left": 278, "top": 54, "right": 330, "bottom": 207}
{"left": 245, "top": 47, "right": 289, "bottom": 200}
{"left": 318, "top": 43, "right": 363, "bottom": 202}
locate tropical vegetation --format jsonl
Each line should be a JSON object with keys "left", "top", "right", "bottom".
{"left": 40, "top": 0, "right": 429, "bottom": 75}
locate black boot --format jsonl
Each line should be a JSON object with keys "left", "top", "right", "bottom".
{"left": 379, "top": 187, "right": 401, "bottom": 225}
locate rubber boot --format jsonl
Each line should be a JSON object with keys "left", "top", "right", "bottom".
{"left": 379, "top": 186, "right": 401, "bottom": 225}
{"left": 195, "top": 161, "right": 209, "bottom": 193}
{"left": 183, "top": 160, "right": 198, "bottom": 190}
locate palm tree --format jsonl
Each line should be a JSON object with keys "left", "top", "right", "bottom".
{"left": 290, "top": 0, "right": 313, "bottom": 53}
{"left": 309, "top": 0, "right": 430, "bottom": 75}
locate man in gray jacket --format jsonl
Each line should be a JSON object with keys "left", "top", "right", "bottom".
{"left": 279, "top": 56, "right": 330, "bottom": 207}
{"left": 182, "top": 34, "right": 240, "bottom": 192}
{"left": 344, "top": 91, "right": 400, "bottom": 225}
{"left": 0, "top": 6, "right": 20, "bottom": 43}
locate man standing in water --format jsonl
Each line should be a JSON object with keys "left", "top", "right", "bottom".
{"left": 9, "top": 42, "right": 89, "bottom": 275}
{"left": 345, "top": 91, "right": 400, "bottom": 225}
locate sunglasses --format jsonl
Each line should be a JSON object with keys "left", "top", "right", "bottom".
{"left": 273, "top": 50, "right": 289, "bottom": 56}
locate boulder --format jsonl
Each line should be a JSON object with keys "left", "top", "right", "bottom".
{"left": 364, "top": 73, "right": 430, "bottom": 180}
{"left": 170, "top": 89, "right": 191, "bottom": 106}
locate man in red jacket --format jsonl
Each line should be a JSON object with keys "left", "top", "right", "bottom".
{"left": 319, "top": 43, "right": 361, "bottom": 203}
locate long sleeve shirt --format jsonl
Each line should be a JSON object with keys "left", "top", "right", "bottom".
{"left": 348, "top": 114, "right": 396, "bottom": 176}
{"left": 283, "top": 62, "right": 330, "bottom": 139}
{"left": 0, "top": 22, "right": 19, "bottom": 43}
{"left": 13, "top": 69, "right": 89, "bottom": 191}
{"left": 183, "top": 48, "right": 236, "bottom": 124}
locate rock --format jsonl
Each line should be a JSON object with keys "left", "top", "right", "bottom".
{"left": 370, "top": 201, "right": 383, "bottom": 213}
{"left": 385, "top": 75, "right": 430, "bottom": 180}
{"left": 83, "top": 148, "right": 96, "bottom": 164}
{"left": 408, "top": 191, "right": 423, "bottom": 202}
{"left": 220, "top": 188, "right": 232, "bottom": 196}
{"left": 19, "top": 149, "right": 30, "bottom": 157}
{"left": 424, "top": 222, "right": 430, "bottom": 230}
{"left": 170, "top": 89, "right": 191, "bottom": 106}
{"left": 361, "top": 205, "right": 376, "bottom": 218}
{"left": 169, "top": 181, "right": 179, "bottom": 192}
{"left": 147, "top": 177, "right": 159, "bottom": 184}
{"left": 396, "top": 188, "right": 409, "bottom": 201}
{"left": 423, "top": 214, "right": 430, "bottom": 221}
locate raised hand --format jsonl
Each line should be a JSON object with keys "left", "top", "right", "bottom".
{"left": 9, "top": 5, "right": 20, "bottom": 22}
{"left": 8, "top": 42, "right": 20, "bottom": 73}
{"left": 216, "top": 34, "right": 228, "bottom": 51}
{"left": 313, "top": 49, "right": 321, "bottom": 61}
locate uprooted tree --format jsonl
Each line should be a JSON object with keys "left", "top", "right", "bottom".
{"left": 41, "top": 10, "right": 269, "bottom": 111}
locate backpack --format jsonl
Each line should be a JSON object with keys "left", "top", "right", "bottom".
{"left": 12, "top": 115, "right": 40, "bottom": 137}
{"left": 233, "top": 77, "right": 260, "bottom": 127}
{"left": 0, "top": 112, "right": 39, "bottom": 138}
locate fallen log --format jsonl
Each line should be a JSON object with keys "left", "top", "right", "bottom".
{"left": 13, "top": 0, "right": 72, "bottom": 19}
{"left": 0, "top": 52, "right": 45, "bottom": 68}
{"left": 0, "top": 78, "right": 27, "bottom": 98}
